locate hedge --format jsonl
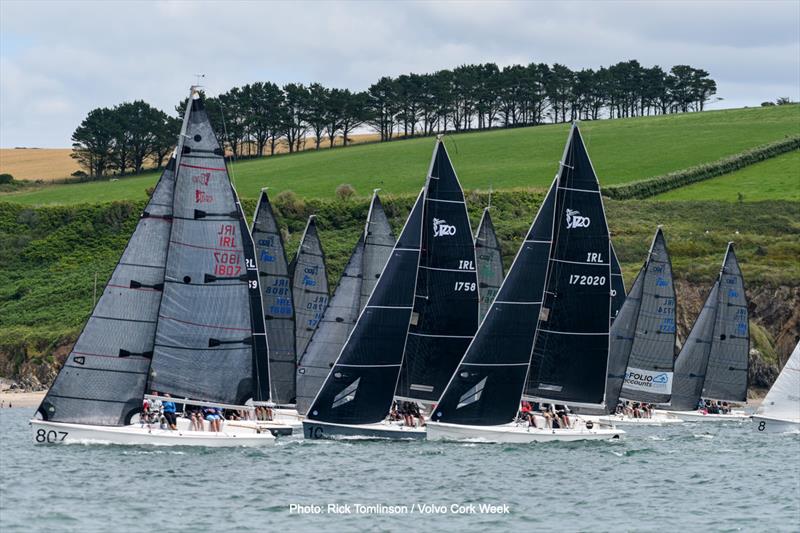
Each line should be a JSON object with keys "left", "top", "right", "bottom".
{"left": 603, "top": 136, "right": 800, "bottom": 200}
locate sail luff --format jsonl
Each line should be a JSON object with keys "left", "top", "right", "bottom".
{"left": 610, "top": 242, "right": 626, "bottom": 324}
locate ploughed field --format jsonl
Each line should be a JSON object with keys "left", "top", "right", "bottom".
{"left": 2, "top": 104, "right": 798, "bottom": 205}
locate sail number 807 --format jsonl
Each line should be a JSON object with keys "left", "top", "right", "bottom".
{"left": 568, "top": 275, "right": 606, "bottom": 286}
{"left": 454, "top": 282, "right": 477, "bottom": 292}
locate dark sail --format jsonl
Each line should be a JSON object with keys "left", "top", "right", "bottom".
{"left": 251, "top": 190, "right": 296, "bottom": 405}
{"left": 527, "top": 124, "right": 612, "bottom": 408}
{"left": 360, "top": 191, "right": 395, "bottom": 310}
{"left": 703, "top": 243, "right": 749, "bottom": 401}
{"left": 396, "top": 140, "right": 480, "bottom": 403}
{"left": 307, "top": 190, "right": 424, "bottom": 424}
{"left": 475, "top": 208, "right": 505, "bottom": 322}
{"left": 432, "top": 180, "right": 557, "bottom": 425}
{"left": 149, "top": 92, "right": 262, "bottom": 406}
{"left": 37, "top": 157, "right": 177, "bottom": 426}
{"left": 295, "top": 235, "right": 365, "bottom": 415}
{"left": 671, "top": 282, "right": 720, "bottom": 410}
{"left": 620, "top": 228, "right": 677, "bottom": 404}
{"left": 610, "top": 243, "right": 626, "bottom": 324}
{"left": 292, "top": 216, "right": 329, "bottom": 377}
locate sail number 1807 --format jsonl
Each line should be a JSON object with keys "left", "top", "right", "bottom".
{"left": 568, "top": 275, "right": 606, "bottom": 286}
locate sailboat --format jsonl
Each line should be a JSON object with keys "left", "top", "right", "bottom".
{"left": 428, "top": 124, "right": 624, "bottom": 442}
{"left": 752, "top": 342, "right": 800, "bottom": 433}
{"left": 610, "top": 243, "right": 626, "bottom": 324}
{"left": 32, "top": 88, "right": 274, "bottom": 446}
{"left": 475, "top": 208, "right": 505, "bottom": 322}
{"left": 665, "top": 243, "right": 750, "bottom": 422}
{"left": 295, "top": 192, "right": 395, "bottom": 416}
{"left": 582, "top": 228, "right": 684, "bottom": 426}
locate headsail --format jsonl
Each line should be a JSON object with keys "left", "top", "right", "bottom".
{"left": 610, "top": 243, "right": 626, "bottom": 324}
{"left": 671, "top": 281, "right": 720, "bottom": 411}
{"left": 149, "top": 91, "right": 268, "bottom": 406}
{"left": 475, "top": 208, "right": 505, "bottom": 322}
{"left": 703, "top": 243, "right": 749, "bottom": 401}
{"left": 432, "top": 180, "right": 556, "bottom": 425}
{"left": 307, "top": 191, "right": 424, "bottom": 424}
{"left": 295, "top": 235, "right": 365, "bottom": 415}
{"left": 251, "top": 190, "right": 295, "bottom": 405}
{"left": 755, "top": 342, "right": 800, "bottom": 422}
{"left": 360, "top": 191, "right": 395, "bottom": 310}
{"left": 292, "top": 216, "right": 329, "bottom": 377}
{"left": 526, "top": 124, "right": 612, "bottom": 408}
{"left": 37, "top": 157, "right": 177, "bottom": 426}
{"left": 619, "top": 228, "right": 677, "bottom": 404}
{"left": 396, "top": 140, "right": 480, "bottom": 403}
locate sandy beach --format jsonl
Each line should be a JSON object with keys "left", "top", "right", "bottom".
{"left": 0, "top": 390, "right": 45, "bottom": 408}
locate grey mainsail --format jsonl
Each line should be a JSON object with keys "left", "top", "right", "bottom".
{"left": 291, "top": 216, "right": 329, "bottom": 376}
{"left": 37, "top": 157, "right": 177, "bottom": 426}
{"left": 251, "top": 190, "right": 296, "bottom": 405}
{"left": 671, "top": 281, "right": 720, "bottom": 411}
{"left": 610, "top": 243, "right": 626, "bottom": 324}
{"left": 295, "top": 235, "right": 365, "bottom": 415}
{"left": 149, "top": 92, "right": 267, "bottom": 406}
{"left": 620, "top": 228, "right": 677, "bottom": 404}
{"left": 475, "top": 208, "right": 505, "bottom": 322}
{"left": 360, "top": 191, "right": 395, "bottom": 310}
{"left": 703, "top": 243, "right": 749, "bottom": 402}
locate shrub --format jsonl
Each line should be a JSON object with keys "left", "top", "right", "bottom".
{"left": 71, "top": 170, "right": 88, "bottom": 178}
{"left": 335, "top": 183, "right": 356, "bottom": 201}
{"left": 0, "top": 173, "right": 14, "bottom": 184}
{"left": 274, "top": 190, "right": 306, "bottom": 217}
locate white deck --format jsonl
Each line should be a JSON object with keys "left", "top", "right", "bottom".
{"left": 426, "top": 421, "right": 624, "bottom": 443}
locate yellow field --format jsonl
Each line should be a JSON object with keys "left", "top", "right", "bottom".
{"left": 0, "top": 133, "right": 385, "bottom": 182}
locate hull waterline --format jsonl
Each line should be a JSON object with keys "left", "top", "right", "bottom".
{"left": 426, "top": 421, "right": 624, "bottom": 443}
{"left": 659, "top": 409, "right": 749, "bottom": 422}
{"left": 302, "top": 420, "right": 425, "bottom": 440}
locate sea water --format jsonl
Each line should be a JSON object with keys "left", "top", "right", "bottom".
{"left": 1, "top": 408, "right": 798, "bottom": 532}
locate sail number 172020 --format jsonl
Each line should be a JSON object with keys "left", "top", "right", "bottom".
{"left": 568, "top": 275, "right": 606, "bottom": 286}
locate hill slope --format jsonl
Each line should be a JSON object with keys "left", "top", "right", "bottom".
{"left": 3, "top": 105, "right": 799, "bottom": 205}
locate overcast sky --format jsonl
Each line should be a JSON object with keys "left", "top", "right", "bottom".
{"left": 1, "top": 0, "right": 798, "bottom": 147}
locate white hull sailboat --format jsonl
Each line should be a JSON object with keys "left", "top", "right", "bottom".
{"left": 31, "top": 419, "right": 274, "bottom": 447}
{"left": 752, "top": 342, "right": 799, "bottom": 433}
{"left": 427, "top": 421, "right": 622, "bottom": 443}
{"left": 751, "top": 415, "right": 800, "bottom": 433}
{"left": 658, "top": 409, "right": 748, "bottom": 422}
{"left": 302, "top": 419, "right": 425, "bottom": 440}
{"left": 580, "top": 413, "right": 684, "bottom": 426}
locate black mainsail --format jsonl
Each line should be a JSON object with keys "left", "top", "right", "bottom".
{"left": 432, "top": 180, "right": 557, "bottom": 425}
{"left": 526, "top": 124, "right": 612, "bottom": 408}
{"left": 295, "top": 235, "right": 365, "bottom": 415}
{"left": 671, "top": 281, "right": 720, "bottom": 411}
{"left": 475, "top": 208, "right": 505, "bottom": 322}
{"left": 396, "top": 140, "right": 480, "bottom": 403}
{"left": 291, "top": 216, "right": 329, "bottom": 378}
{"left": 360, "top": 191, "right": 395, "bottom": 310}
{"left": 149, "top": 91, "right": 269, "bottom": 406}
{"left": 703, "top": 243, "right": 749, "bottom": 402}
{"left": 619, "top": 228, "right": 677, "bottom": 404}
{"left": 306, "top": 191, "right": 424, "bottom": 424}
{"left": 251, "top": 190, "right": 296, "bottom": 405}
{"left": 37, "top": 156, "right": 177, "bottom": 426}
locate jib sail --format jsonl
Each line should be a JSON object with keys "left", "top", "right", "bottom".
{"left": 475, "top": 208, "right": 505, "bottom": 322}
{"left": 361, "top": 191, "right": 396, "bottom": 310}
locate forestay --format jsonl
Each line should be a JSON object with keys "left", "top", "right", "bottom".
{"left": 475, "top": 208, "right": 505, "bottom": 322}
{"left": 620, "top": 228, "right": 677, "bottom": 404}
{"left": 307, "top": 191, "right": 424, "bottom": 425}
{"left": 251, "top": 190, "right": 296, "bottom": 405}
{"left": 292, "top": 216, "right": 329, "bottom": 376}
{"left": 37, "top": 157, "right": 177, "bottom": 426}
{"left": 149, "top": 93, "right": 269, "bottom": 406}
{"left": 396, "top": 140, "right": 480, "bottom": 403}
{"left": 432, "top": 180, "right": 556, "bottom": 425}
{"left": 756, "top": 342, "right": 800, "bottom": 422}
{"left": 527, "top": 124, "right": 612, "bottom": 408}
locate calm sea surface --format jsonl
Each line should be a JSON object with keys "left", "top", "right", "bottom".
{"left": 1, "top": 407, "right": 798, "bottom": 532}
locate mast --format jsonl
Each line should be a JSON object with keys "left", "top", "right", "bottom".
{"left": 395, "top": 139, "right": 480, "bottom": 403}
{"left": 475, "top": 207, "right": 505, "bottom": 322}
{"left": 432, "top": 179, "right": 557, "bottom": 425}
{"left": 526, "top": 123, "right": 613, "bottom": 409}
{"left": 37, "top": 156, "right": 177, "bottom": 426}
{"left": 360, "top": 191, "right": 396, "bottom": 310}
{"left": 307, "top": 190, "right": 425, "bottom": 424}
{"left": 619, "top": 228, "right": 677, "bottom": 404}
{"left": 251, "top": 189, "right": 296, "bottom": 404}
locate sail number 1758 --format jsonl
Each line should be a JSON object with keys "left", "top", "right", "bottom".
{"left": 568, "top": 275, "right": 606, "bottom": 286}
{"left": 454, "top": 282, "right": 477, "bottom": 292}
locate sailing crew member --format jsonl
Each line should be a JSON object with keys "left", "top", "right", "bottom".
{"left": 162, "top": 394, "right": 178, "bottom": 430}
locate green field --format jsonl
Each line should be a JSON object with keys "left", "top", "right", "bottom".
{"left": 3, "top": 105, "right": 799, "bottom": 205}
{"left": 655, "top": 150, "right": 800, "bottom": 201}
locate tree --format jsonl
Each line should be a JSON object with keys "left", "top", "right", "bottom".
{"left": 366, "top": 77, "right": 398, "bottom": 141}
{"left": 242, "top": 82, "right": 283, "bottom": 156}
{"left": 340, "top": 91, "right": 369, "bottom": 146}
{"left": 151, "top": 114, "right": 180, "bottom": 169}
{"left": 71, "top": 107, "right": 117, "bottom": 178}
{"left": 304, "top": 83, "right": 330, "bottom": 149}
{"left": 282, "top": 83, "right": 310, "bottom": 153}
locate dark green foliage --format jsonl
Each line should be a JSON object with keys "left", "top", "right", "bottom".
{"left": 604, "top": 137, "right": 800, "bottom": 200}
{"left": 0, "top": 174, "right": 13, "bottom": 185}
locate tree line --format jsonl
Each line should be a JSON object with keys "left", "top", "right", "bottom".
{"left": 72, "top": 60, "right": 717, "bottom": 176}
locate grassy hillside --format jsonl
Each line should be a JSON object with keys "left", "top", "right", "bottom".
{"left": 1, "top": 193, "right": 798, "bottom": 367}
{"left": 655, "top": 150, "right": 800, "bottom": 201}
{"left": 3, "top": 105, "right": 798, "bottom": 206}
